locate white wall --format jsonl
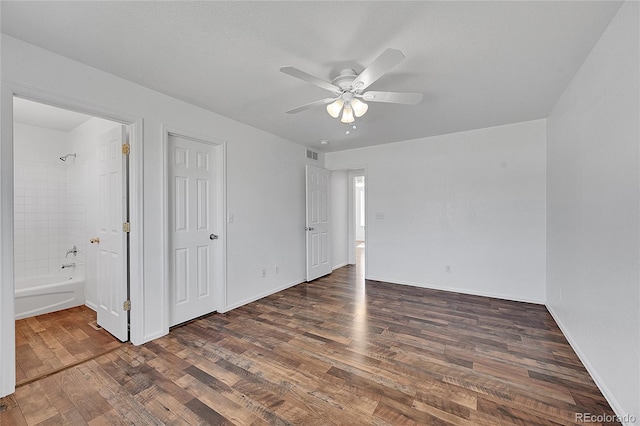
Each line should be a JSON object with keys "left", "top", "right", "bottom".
{"left": 330, "top": 170, "right": 348, "bottom": 269}
{"left": 0, "top": 35, "right": 321, "bottom": 397}
{"left": 225, "top": 134, "right": 321, "bottom": 310}
{"left": 326, "top": 120, "right": 547, "bottom": 303}
{"left": 546, "top": 1, "right": 639, "bottom": 421}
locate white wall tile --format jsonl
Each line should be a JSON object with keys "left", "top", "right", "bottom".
{"left": 14, "top": 125, "right": 70, "bottom": 279}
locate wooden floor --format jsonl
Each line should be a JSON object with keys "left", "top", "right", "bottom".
{"left": 2, "top": 250, "right": 618, "bottom": 425}
{"left": 14, "top": 305, "right": 123, "bottom": 387}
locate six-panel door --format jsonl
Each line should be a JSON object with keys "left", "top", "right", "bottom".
{"left": 306, "top": 165, "right": 331, "bottom": 281}
{"left": 96, "top": 125, "right": 129, "bottom": 342}
{"left": 168, "top": 134, "right": 219, "bottom": 326}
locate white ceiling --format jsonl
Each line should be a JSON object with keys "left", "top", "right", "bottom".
{"left": 1, "top": 1, "right": 622, "bottom": 152}
{"left": 13, "top": 97, "right": 92, "bottom": 133}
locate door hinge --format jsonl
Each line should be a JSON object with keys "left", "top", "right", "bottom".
{"left": 123, "top": 222, "right": 130, "bottom": 233}
{"left": 123, "top": 300, "right": 131, "bottom": 311}
{"left": 122, "top": 143, "right": 130, "bottom": 155}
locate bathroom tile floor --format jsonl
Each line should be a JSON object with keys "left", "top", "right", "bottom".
{"left": 14, "top": 305, "right": 123, "bottom": 386}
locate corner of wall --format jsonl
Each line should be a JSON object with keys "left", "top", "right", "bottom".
{"left": 545, "top": 1, "right": 640, "bottom": 421}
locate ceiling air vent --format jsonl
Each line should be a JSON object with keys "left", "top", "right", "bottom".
{"left": 306, "top": 149, "right": 318, "bottom": 161}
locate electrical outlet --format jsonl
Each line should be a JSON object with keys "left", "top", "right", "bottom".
{"left": 446, "top": 265, "right": 452, "bottom": 273}
{"left": 261, "top": 268, "right": 266, "bottom": 278}
{"left": 228, "top": 214, "right": 234, "bottom": 223}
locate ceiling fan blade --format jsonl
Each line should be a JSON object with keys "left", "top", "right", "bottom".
{"left": 361, "top": 91, "right": 423, "bottom": 105}
{"left": 352, "top": 49, "right": 406, "bottom": 91}
{"left": 280, "top": 66, "right": 341, "bottom": 94}
{"left": 286, "top": 97, "right": 337, "bottom": 114}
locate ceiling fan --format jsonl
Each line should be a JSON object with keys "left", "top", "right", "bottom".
{"left": 280, "top": 48, "right": 423, "bottom": 124}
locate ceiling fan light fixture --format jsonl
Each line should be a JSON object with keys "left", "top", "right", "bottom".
{"left": 351, "top": 98, "right": 368, "bottom": 118}
{"left": 326, "top": 99, "right": 344, "bottom": 118}
{"left": 282, "top": 49, "right": 422, "bottom": 125}
{"left": 341, "top": 104, "right": 355, "bottom": 123}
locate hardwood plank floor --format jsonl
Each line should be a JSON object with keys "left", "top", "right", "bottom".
{"left": 2, "top": 249, "right": 618, "bottom": 425}
{"left": 14, "top": 305, "right": 123, "bottom": 387}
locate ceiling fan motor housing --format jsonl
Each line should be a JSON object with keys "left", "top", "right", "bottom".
{"left": 332, "top": 69, "right": 359, "bottom": 92}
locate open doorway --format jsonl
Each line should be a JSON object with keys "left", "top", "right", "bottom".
{"left": 12, "top": 97, "right": 129, "bottom": 385}
{"left": 346, "top": 169, "right": 366, "bottom": 270}
{"left": 354, "top": 175, "right": 365, "bottom": 266}
{"left": 350, "top": 172, "right": 367, "bottom": 284}
{"left": 329, "top": 167, "right": 366, "bottom": 277}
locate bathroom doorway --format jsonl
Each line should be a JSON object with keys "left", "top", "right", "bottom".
{"left": 12, "top": 97, "right": 129, "bottom": 384}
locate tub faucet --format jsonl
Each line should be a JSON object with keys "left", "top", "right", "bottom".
{"left": 65, "top": 245, "right": 77, "bottom": 258}
{"left": 61, "top": 263, "right": 76, "bottom": 269}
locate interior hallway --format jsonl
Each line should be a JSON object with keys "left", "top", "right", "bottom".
{"left": 0, "top": 248, "right": 617, "bottom": 424}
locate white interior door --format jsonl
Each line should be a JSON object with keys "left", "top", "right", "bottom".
{"left": 168, "top": 134, "right": 220, "bottom": 326}
{"left": 96, "top": 125, "right": 129, "bottom": 342}
{"left": 306, "top": 165, "right": 331, "bottom": 281}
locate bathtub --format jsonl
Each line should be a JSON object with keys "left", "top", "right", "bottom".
{"left": 15, "top": 275, "right": 85, "bottom": 320}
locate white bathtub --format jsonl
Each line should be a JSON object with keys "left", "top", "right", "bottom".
{"left": 15, "top": 275, "right": 85, "bottom": 320}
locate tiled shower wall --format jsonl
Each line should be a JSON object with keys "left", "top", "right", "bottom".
{"left": 14, "top": 118, "right": 119, "bottom": 305}
{"left": 65, "top": 158, "right": 87, "bottom": 280}
{"left": 13, "top": 123, "right": 83, "bottom": 280}
{"left": 13, "top": 160, "right": 69, "bottom": 278}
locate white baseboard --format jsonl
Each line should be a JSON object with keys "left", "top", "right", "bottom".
{"left": 222, "top": 278, "right": 305, "bottom": 313}
{"left": 546, "top": 305, "right": 632, "bottom": 425}
{"left": 85, "top": 301, "right": 166, "bottom": 345}
{"left": 332, "top": 262, "right": 348, "bottom": 270}
{"left": 365, "top": 275, "right": 545, "bottom": 305}
{"left": 142, "top": 330, "right": 169, "bottom": 344}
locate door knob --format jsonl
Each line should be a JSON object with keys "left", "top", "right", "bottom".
{"left": 90, "top": 237, "right": 100, "bottom": 244}
{"left": 209, "top": 234, "right": 219, "bottom": 240}
{"left": 306, "top": 227, "right": 314, "bottom": 231}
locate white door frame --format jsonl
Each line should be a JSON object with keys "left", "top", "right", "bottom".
{"left": 327, "top": 166, "right": 368, "bottom": 277}
{"left": 348, "top": 170, "right": 366, "bottom": 265}
{"left": 162, "top": 126, "right": 226, "bottom": 329}
{"left": 0, "top": 82, "right": 144, "bottom": 397}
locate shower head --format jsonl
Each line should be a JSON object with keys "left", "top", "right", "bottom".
{"left": 59, "top": 153, "right": 76, "bottom": 162}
